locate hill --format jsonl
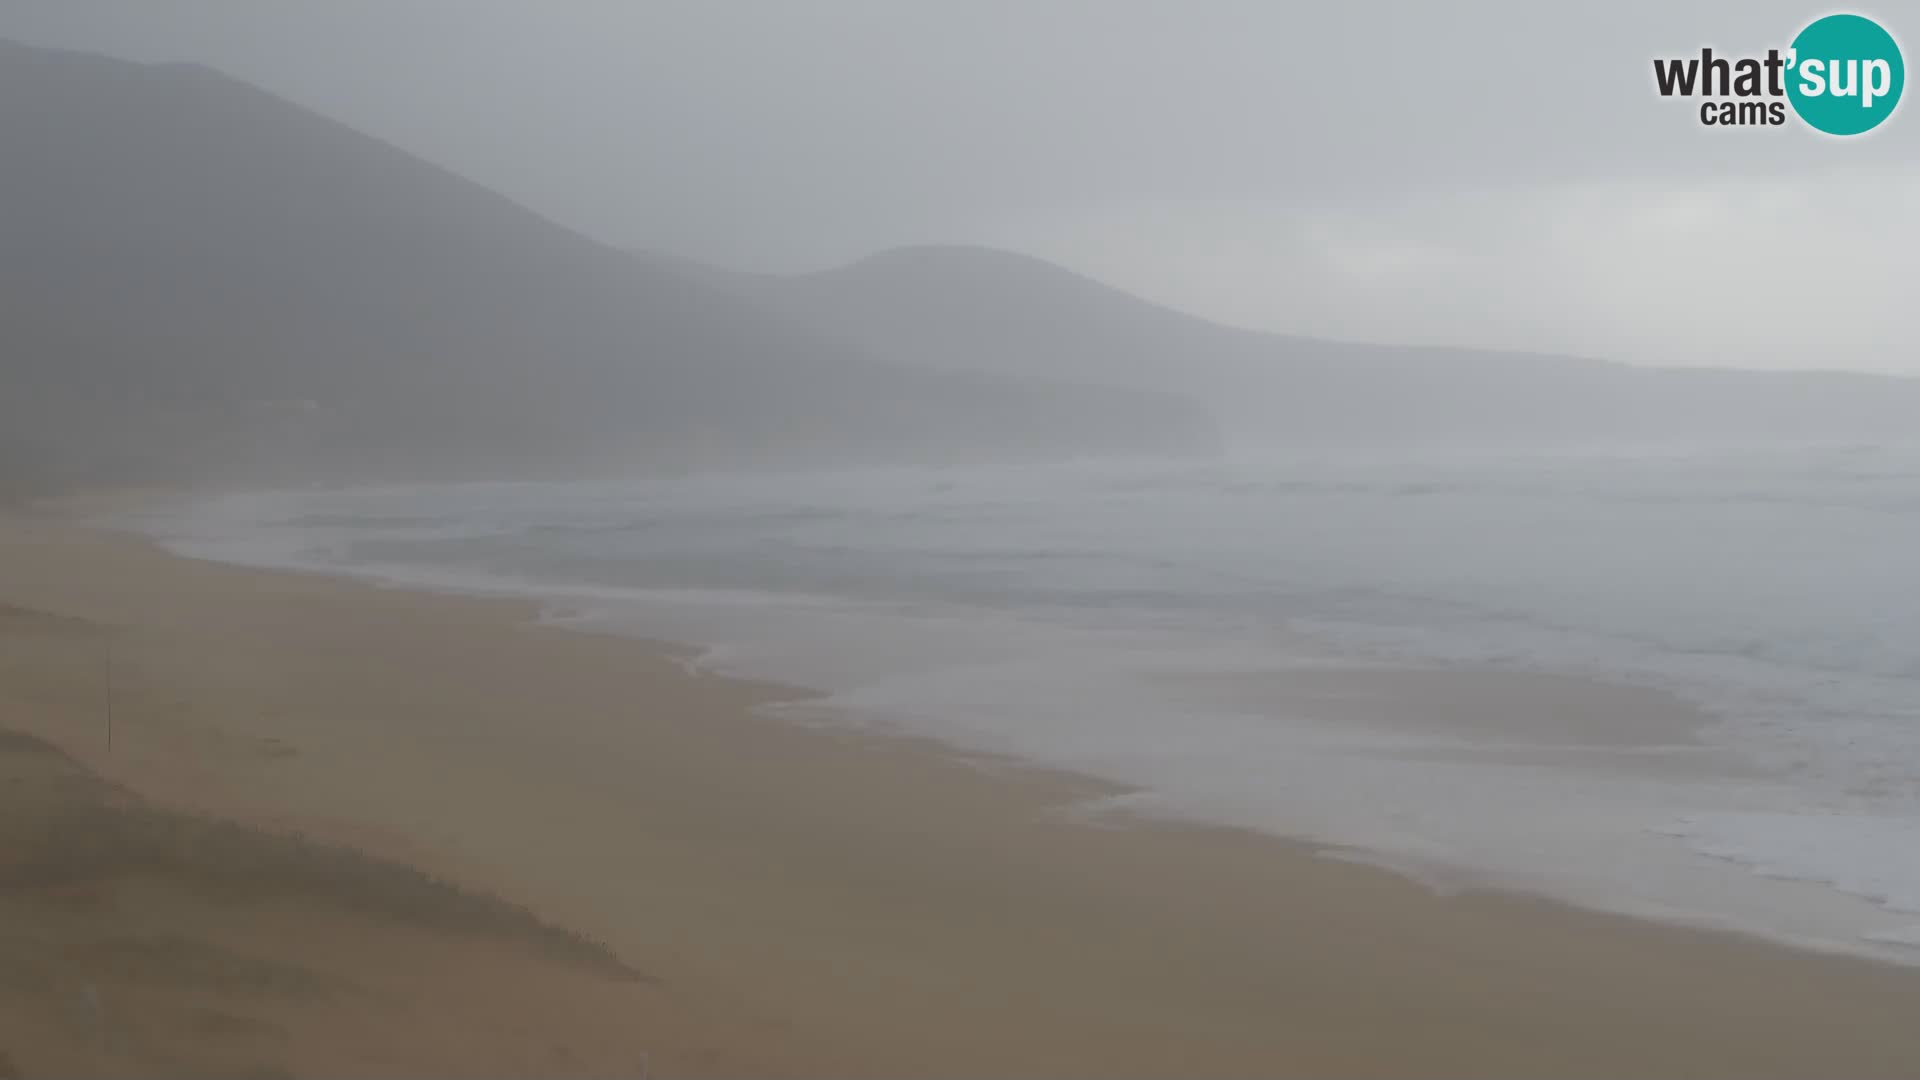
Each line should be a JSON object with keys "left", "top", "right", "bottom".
{"left": 0, "top": 41, "right": 1217, "bottom": 496}
{"left": 727, "top": 244, "right": 1920, "bottom": 448}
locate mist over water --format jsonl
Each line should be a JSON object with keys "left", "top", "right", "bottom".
{"left": 136, "top": 444, "right": 1920, "bottom": 961}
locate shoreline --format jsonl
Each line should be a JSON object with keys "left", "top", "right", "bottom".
{"left": 5, "top": 515, "right": 1920, "bottom": 1076}
{"left": 96, "top": 496, "right": 1920, "bottom": 968}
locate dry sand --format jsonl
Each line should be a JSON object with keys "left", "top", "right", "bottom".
{"left": 2, "top": 514, "right": 1919, "bottom": 1078}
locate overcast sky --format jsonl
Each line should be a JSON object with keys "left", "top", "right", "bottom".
{"left": 3, "top": 1, "right": 1915, "bottom": 372}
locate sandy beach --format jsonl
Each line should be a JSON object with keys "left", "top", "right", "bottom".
{"left": 3, "top": 513, "right": 1920, "bottom": 1078}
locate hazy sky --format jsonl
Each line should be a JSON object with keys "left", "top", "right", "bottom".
{"left": 3, "top": 1, "right": 1915, "bottom": 372}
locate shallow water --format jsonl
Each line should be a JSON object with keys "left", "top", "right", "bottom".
{"left": 127, "top": 445, "right": 1920, "bottom": 961}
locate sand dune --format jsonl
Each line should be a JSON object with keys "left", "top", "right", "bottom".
{"left": 0, "top": 616, "right": 689, "bottom": 1078}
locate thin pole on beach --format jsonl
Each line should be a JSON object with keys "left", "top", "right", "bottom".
{"left": 104, "top": 640, "right": 113, "bottom": 752}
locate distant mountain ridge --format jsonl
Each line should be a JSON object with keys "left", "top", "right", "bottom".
{"left": 10, "top": 32, "right": 1916, "bottom": 505}
{"left": 707, "top": 244, "right": 1920, "bottom": 448}
{"left": 0, "top": 40, "right": 1217, "bottom": 495}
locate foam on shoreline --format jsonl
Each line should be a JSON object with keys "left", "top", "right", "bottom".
{"left": 113, "top": 465, "right": 1920, "bottom": 964}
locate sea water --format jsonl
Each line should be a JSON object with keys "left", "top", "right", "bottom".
{"left": 126, "top": 446, "right": 1920, "bottom": 961}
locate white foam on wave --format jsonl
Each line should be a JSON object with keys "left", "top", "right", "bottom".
{"left": 545, "top": 584, "right": 1920, "bottom": 965}
{"left": 1665, "top": 811, "right": 1920, "bottom": 930}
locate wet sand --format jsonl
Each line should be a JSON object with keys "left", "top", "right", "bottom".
{"left": 3, "top": 515, "right": 1919, "bottom": 1077}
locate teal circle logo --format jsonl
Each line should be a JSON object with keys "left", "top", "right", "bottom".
{"left": 1787, "top": 14, "right": 1904, "bottom": 135}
